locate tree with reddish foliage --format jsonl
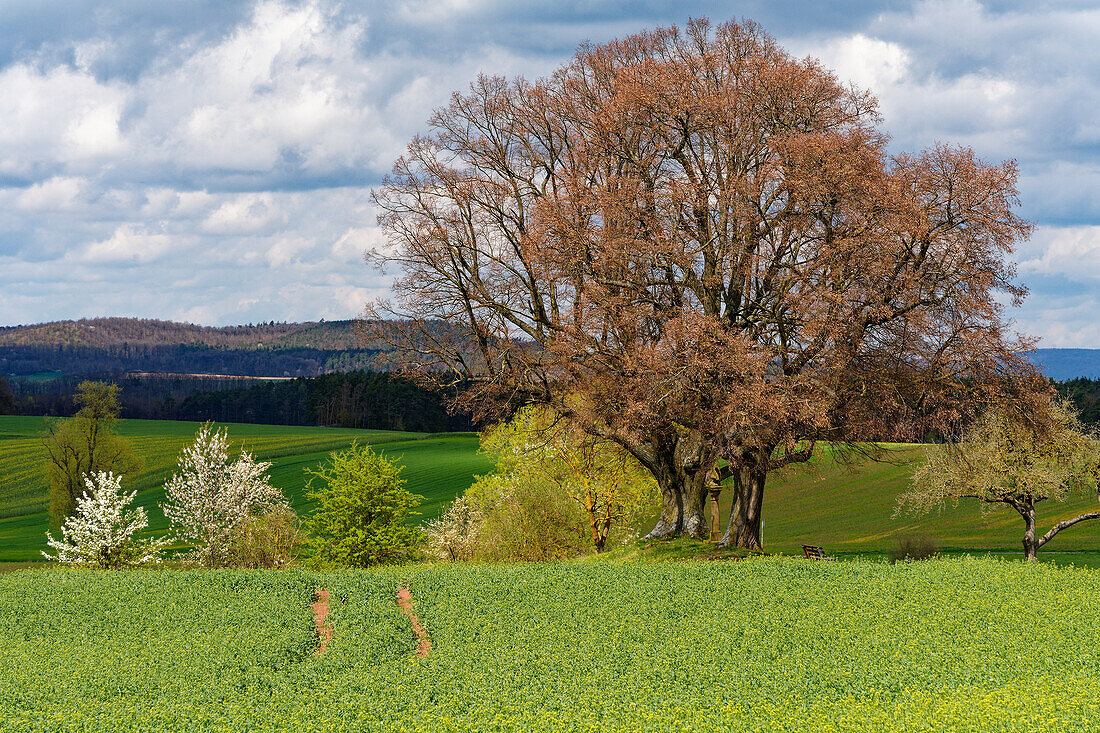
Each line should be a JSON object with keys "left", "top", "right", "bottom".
{"left": 367, "top": 18, "right": 1045, "bottom": 548}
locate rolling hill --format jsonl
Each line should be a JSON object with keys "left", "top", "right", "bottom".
{"left": 5, "top": 417, "right": 1100, "bottom": 562}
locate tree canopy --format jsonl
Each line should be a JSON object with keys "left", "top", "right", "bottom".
{"left": 42, "top": 381, "right": 142, "bottom": 526}
{"left": 369, "top": 17, "right": 1043, "bottom": 547}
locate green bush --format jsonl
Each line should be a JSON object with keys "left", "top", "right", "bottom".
{"left": 229, "top": 506, "right": 303, "bottom": 569}
{"left": 304, "top": 443, "right": 422, "bottom": 566}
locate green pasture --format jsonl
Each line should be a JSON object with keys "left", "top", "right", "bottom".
{"left": 0, "top": 416, "right": 489, "bottom": 561}
{"left": 700, "top": 443, "right": 1100, "bottom": 556}
{"left": 3, "top": 558, "right": 1099, "bottom": 731}
{"left": 4, "top": 416, "right": 1100, "bottom": 562}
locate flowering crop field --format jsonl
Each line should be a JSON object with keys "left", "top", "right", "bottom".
{"left": 0, "top": 416, "right": 488, "bottom": 561}
{"left": 3, "top": 557, "right": 1100, "bottom": 731}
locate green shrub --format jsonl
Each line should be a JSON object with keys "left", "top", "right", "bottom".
{"left": 304, "top": 443, "right": 423, "bottom": 566}
{"left": 229, "top": 506, "right": 302, "bottom": 568}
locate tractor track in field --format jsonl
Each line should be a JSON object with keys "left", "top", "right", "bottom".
{"left": 312, "top": 589, "right": 333, "bottom": 655}
{"left": 397, "top": 586, "right": 431, "bottom": 658}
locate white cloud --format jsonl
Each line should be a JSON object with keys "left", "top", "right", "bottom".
{"left": 80, "top": 225, "right": 174, "bottom": 264}
{"left": 1017, "top": 226, "right": 1100, "bottom": 282}
{"left": 1, "top": 0, "right": 1100, "bottom": 347}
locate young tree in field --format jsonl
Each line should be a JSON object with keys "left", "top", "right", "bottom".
{"left": 43, "top": 381, "right": 142, "bottom": 526}
{"left": 43, "top": 472, "right": 168, "bottom": 569}
{"left": 368, "top": 18, "right": 1043, "bottom": 547}
{"left": 480, "top": 406, "right": 656, "bottom": 553}
{"left": 902, "top": 401, "right": 1100, "bottom": 561}
{"left": 304, "top": 443, "right": 422, "bottom": 567}
{"left": 161, "top": 423, "right": 286, "bottom": 567}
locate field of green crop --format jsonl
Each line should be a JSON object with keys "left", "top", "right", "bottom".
{"left": 3, "top": 558, "right": 1099, "bottom": 731}
{"left": 0, "top": 416, "right": 490, "bottom": 561}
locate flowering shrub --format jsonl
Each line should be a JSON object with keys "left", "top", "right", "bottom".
{"left": 424, "top": 495, "right": 482, "bottom": 561}
{"left": 162, "top": 423, "right": 287, "bottom": 567}
{"left": 43, "top": 471, "right": 168, "bottom": 568}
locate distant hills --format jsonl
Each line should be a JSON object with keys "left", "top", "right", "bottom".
{"left": 1029, "top": 349, "right": 1100, "bottom": 381}
{"left": 0, "top": 317, "right": 365, "bottom": 351}
{"left": 3, "top": 318, "right": 1100, "bottom": 382}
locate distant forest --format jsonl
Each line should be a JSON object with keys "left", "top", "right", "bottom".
{"left": 0, "top": 317, "right": 469, "bottom": 432}
{"left": 3, "top": 371, "right": 470, "bottom": 433}
{"left": 3, "top": 317, "right": 1098, "bottom": 434}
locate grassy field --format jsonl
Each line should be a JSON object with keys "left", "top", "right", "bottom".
{"left": 4, "top": 416, "right": 1100, "bottom": 562}
{"left": 2, "top": 559, "right": 1099, "bottom": 731}
{"left": 0, "top": 416, "right": 490, "bottom": 561}
{"left": 715, "top": 443, "right": 1100, "bottom": 555}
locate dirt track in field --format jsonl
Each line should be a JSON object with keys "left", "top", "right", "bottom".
{"left": 397, "top": 586, "right": 431, "bottom": 658}
{"left": 312, "top": 589, "right": 332, "bottom": 655}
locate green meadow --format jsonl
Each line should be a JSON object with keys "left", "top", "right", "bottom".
{"left": 4, "top": 416, "right": 1100, "bottom": 562}
{"left": 0, "top": 416, "right": 489, "bottom": 561}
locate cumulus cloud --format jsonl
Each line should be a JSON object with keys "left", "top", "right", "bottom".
{"left": 0, "top": 0, "right": 1099, "bottom": 347}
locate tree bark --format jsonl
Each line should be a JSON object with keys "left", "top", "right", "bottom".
{"left": 732, "top": 467, "right": 767, "bottom": 550}
{"left": 1036, "top": 511, "right": 1100, "bottom": 552}
{"left": 640, "top": 431, "right": 714, "bottom": 540}
{"left": 718, "top": 448, "right": 770, "bottom": 550}
{"left": 1019, "top": 500, "right": 1038, "bottom": 562}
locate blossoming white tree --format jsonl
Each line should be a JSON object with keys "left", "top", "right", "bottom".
{"left": 43, "top": 471, "right": 168, "bottom": 568}
{"left": 161, "top": 423, "right": 286, "bottom": 567}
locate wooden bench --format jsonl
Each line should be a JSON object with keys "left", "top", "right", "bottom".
{"left": 802, "top": 545, "right": 836, "bottom": 561}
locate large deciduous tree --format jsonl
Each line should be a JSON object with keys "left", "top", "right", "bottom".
{"left": 902, "top": 401, "right": 1100, "bottom": 561}
{"left": 368, "top": 18, "right": 1042, "bottom": 546}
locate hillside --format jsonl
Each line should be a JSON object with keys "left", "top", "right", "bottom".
{"left": 0, "top": 317, "right": 366, "bottom": 350}
{"left": 5, "top": 418, "right": 1100, "bottom": 561}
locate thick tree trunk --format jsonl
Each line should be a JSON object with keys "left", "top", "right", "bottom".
{"left": 681, "top": 468, "right": 711, "bottom": 540}
{"left": 644, "top": 472, "right": 684, "bottom": 539}
{"left": 640, "top": 431, "right": 714, "bottom": 540}
{"left": 718, "top": 469, "right": 744, "bottom": 548}
{"left": 732, "top": 467, "right": 766, "bottom": 550}
{"left": 719, "top": 449, "right": 770, "bottom": 550}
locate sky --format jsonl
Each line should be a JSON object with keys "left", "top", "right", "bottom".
{"left": 2, "top": 0, "right": 1100, "bottom": 346}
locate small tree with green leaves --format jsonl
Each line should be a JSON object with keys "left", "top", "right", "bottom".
{"left": 304, "top": 443, "right": 422, "bottom": 566}
{"left": 902, "top": 400, "right": 1100, "bottom": 561}
{"left": 478, "top": 406, "right": 657, "bottom": 553}
{"left": 43, "top": 381, "right": 142, "bottom": 526}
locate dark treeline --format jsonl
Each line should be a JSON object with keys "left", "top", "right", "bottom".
{"left": 1055, "top": 378, "right": 1100, "bottom": 425}
{"left": 0, "top": 343, "right": 379, "bottom": 378}
{"left": 5, "top": 371, "right": 470, "bottom": 433}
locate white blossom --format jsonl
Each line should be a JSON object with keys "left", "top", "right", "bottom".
{"left": 424, "top": 495, "right": 482, "bottom": 562}
{"left": 161, "top": 423, "right": 286, "bottom": 567}
{"left": 43, "top": 471, "right": 168, "bottom": 568}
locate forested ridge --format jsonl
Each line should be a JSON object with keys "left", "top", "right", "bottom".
{"left": 0, "top": 317, "right": 365, "bottom": 350}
